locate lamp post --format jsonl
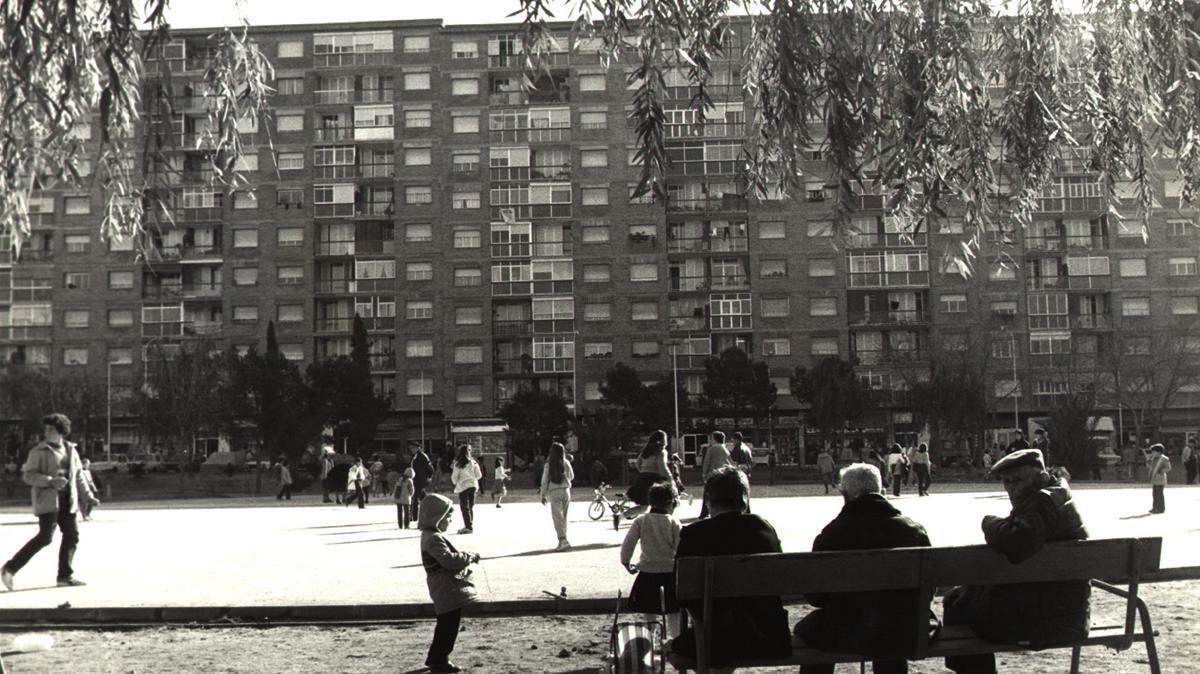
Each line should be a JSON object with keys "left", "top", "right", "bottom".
{"left": 419, "top": 370, "right": 426, "bottom": 448}
{"left": 106, "top": 359, "right": 113, "bottom": 464}
{"left": 1000, "top": 325, "right": 1019, "bottom": 431}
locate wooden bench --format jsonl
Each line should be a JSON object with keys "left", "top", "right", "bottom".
{"left": 675, "top": 537, "right": 1163, "bottom": 673}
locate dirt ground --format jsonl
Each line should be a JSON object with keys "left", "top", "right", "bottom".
{"left": 2, "top": 581, "right": 1193, "bottom": 673}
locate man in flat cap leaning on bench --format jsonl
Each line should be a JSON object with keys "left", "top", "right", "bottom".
{"left": 943, "top": 448, "right": 1091, "bottom": 674}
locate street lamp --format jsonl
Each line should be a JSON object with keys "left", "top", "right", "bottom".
{"left": 106, "top": 358, "right": 113, "bottom": 464}
{"left": 1000, "top": 325, "right": 1019, "bottom": 431}
{"left": 419, "top": 370, "right": 426, "bottom": 448}
{"left": 662, "top": 339, "right": 682, "bottom": 456}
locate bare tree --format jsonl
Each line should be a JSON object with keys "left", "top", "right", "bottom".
{"left": 1103, "top": 332, "right": 1200, "bottom": 444}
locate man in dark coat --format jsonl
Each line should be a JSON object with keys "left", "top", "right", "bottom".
{"left": 409, "top": 445, "right": 435, "bottom": 522}
{"left": 795, "top": 462, "right": 931, "bottom": 673}
{"left": 669, "top": 466, "right": 792, "bottom": 670}
{"left": 944, "top": 448, "right": 1090, "bottom": 674}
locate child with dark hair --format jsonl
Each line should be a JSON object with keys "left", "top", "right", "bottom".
{"left": 620, "top": 481, "right": 683, "bottom": 636}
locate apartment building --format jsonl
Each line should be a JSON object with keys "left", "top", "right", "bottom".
{"left": 1, "top": 17, "right": 1198, "bottom": 461}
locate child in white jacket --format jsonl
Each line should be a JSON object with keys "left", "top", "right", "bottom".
{"left": 619, "top": 481, "right": 682, "bottom": 636}
{"left": 450, "top": 444, "right": 482, "bottom": 534}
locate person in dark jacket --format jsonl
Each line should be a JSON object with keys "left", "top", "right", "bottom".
{"left": 668, "top": 466, "right": 792, "bottom": 670}
{"left": 944, "top": 448, "right": 1090, "bottom": 674}
{"left": 326, "top": 461, "right": 350, "bottom": 505}
{"left": 795, "top": 462, "right": 932, "bottom": 673}
{"left": 410, "top": 445, "right": 435, "bottom": 523}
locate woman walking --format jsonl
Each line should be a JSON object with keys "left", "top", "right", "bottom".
{"left": 912, "top": 443, "right": 933, "bottom": 496}
{"left": 450, "top": 444, "right": 482, "bottom": 534}
{"left": 539, "top": 442, "right": 575, "bottom": 551}
{"left": 622, "top": 430, "right": 672, "bottom": 524}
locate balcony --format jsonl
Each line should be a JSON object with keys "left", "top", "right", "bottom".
{"left": 532, "top": 241, "right": 573, "bottom": 256}
{"left": 492, "top": 281, "right": 533, "bottom": 296}
{"left": 1025, "top": 276, "right": 1068, "bottom": 291}
{"left": 851, "top": 349, "right": 929, "bottom": 366}
{"left": 667, "top": 236, "right": 749, "bottom": 254}
{"left": 628, "top": 233, "right": 658, "bottom": 248}
{"left": 493, "top": 320, "right": 533, "bottom": 336}
{"left": 370, "top": 352, "right": 397, "bottom": 371}
{"left": 1072, "top": 314, "right": 1112, "bottom": 329}
{"left": 314, "top": 90, "right": 393, "bottom": 105}
{"left": 355, "top": 202, "right": 395, "bottom": 218}
{"left": 493, "top": 357, "right": 535, "bottom": 375}
{"left": 314, "top": 203, "right": 354, "bottom": 218}
{"left": 666, "top": 195, "right": 749, "bottom": 213}
{"left": 142, "top": 284, "right": 182, "bottom": 300}
{"left": 181, "top": 283, "right": 222, "bottom": 299}
{"left": 489, "top": 92, "right": 526, "bottom": 106}
{"left": 315, "top": 241, "right": 355, "bottom": 256}
{"left": 1065, "top": 235, "right": 1107, "bottom": 250}
{"left": 1025, "top": 236, "right": 1064, "bottom": 252}
{"left": 353, "top": 239, "right": 396, "bottom": 256}
{"left": 15, "top": 250, "right": 54, "bottom": 263}
{"left": 846, "top": 232, "right": 929, "bottom": 248}
{"left": 181, "top": 245, "right": 222, "bottom": 261}
{"left": 847, "top": 271, "right": 930, "bottom": 288}
{"left": 142, "top": 321, "right": 184, "bottom": 338}
{"left": 669, "top": 276, "right": 708, "bottom": 292}
{"left": 669, "top": 316, "right": 706, "bottom": 331}
{"left": 847, "top": 309, "right": 931, "bottom": 326}
{"left": 0, "top": 325, "right": 53, "bottom": 341}
{"left": 354, "top": 277, "right": 396, "bottom": 293}
{"left": 533, "top": 357, "right": 575, "bottom": 373}
{"left": 1066, "top": 275, "right": 1111, "bottom": 290}
{"left": 533, "top": 318, "right": 574, "bottom": 334}
{"left": 183, "top": 320, "right": 223, "bottom": 336}
{"left": 357, "top": 163, "right": 395, "bottom": 179}
{"left": 532, "top": 280, "right": 573, "bottom": 295}
{"left": 315, "top": 316, "right": 395, "bottom": 332}
{"left": 710, "top": 276, "right": 750, "bottom": 291}
{"left": 314, "top": 279, "right": 354, "bottom": 294}
{"left": 314, "top": 126, "right": 353, "bottom": 142}
{"left": 177, "top": 206, "right": 222, "bottom": 223}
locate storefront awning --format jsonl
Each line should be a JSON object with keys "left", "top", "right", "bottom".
{"left": 450, "top": 424, "right": 508, "bottom": 434}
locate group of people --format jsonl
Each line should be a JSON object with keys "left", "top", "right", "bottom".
{"left": 816, "top": 443, "right": 934, "bottom": 498}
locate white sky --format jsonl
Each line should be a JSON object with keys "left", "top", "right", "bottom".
{"left": 159, "top": 0, "right": 580, "bottom": 30}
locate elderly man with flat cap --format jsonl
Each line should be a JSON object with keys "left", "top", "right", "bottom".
{"left": 943, "top": 448, "right": 1090, "bottom": 674}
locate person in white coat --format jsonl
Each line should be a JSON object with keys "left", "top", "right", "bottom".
{"left": 540, "top": 442, "right": 575, "bottom": 551}
{"left": 345, "top": 457, "right": 367, "bottom": 509}
{"left": 450, "top": 444, "right": 482, "bottom": 534}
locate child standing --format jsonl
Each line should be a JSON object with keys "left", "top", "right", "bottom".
{"left": 619, "top": 481, "right": 682, "bottom": 636}
{"left": 491, "top": 457, "right": 509, "bottom": 507}
{"left": 395, "top": 467, "right": 416, "bottom": 528}
{"left": 1148, "top": 443, "right": 1171, "bottom": 514}
{"left": 418, "top": 493, "right": 480, "bottom": 673}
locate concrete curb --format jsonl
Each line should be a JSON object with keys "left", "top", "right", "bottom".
{"left": 0, "top": 597, "right": 619, "bottom": 625}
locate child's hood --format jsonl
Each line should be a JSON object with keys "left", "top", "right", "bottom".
{"left": 403, "top": 467, "right": 415, "bottom": 478}
{"left": 418, "top": 493, "right": 453, "bottom": 529}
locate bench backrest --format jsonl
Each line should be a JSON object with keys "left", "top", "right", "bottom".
{"left": 676, "top": 537, "right": 1163, "bottom": 599}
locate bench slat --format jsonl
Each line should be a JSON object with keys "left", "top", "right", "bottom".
{"left": 677, "top": 538, "right": 1162, "bottom": 599}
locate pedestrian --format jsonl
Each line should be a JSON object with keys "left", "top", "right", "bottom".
{"left": 418, "top": 493, "right": 480, "bottom": 674}
{"left": 410, "top": 445, "right": 435, "bottom": 523}
{"left": 372, "top": 458, "right": 386, "bottom": 497}
{"left": 1148, "top": 443, "right": 1171, "bottom": 514}
{"left": 981, "top": 451, "right": 994, "bottom": 475}
{"left": 319, "top": 444, "right": 335, "bottom": 503}
{"left": 540, "top": 442, "right": 575, "bottom": 551}
{"left": 887, "top": 444, "right": 907, "bottom": 497}
{"left": 394, "top": 467, "right": 415, "bottom": 529}
{"left": 625, "top": 430, "right": 672, "bottom": 522}
{"left": 698, "top": 430, "right": 731, "bottom": 518}
{"left": 79, "top": 458, "right": 99, "bottom": 521}
{"left": 491, "top": 457, "right": 509, "bottom": 508}
{"left": 729, "top": 432, "right": 753, "bottom": 475}
{"left": 1006, "top": 430, "right": 1030, "bottom": 454}
{"left": 620, "top": 481, "right": 682, "bottom": 637}
{"left": 345, "top": 456, "right": 367, "bottom": 509}
{"left": 1183, "top": 441, "right": 1197, "bottom": 485}
{"left": 328, "top": 459, "right": 350, "bottom": 504}
{"left": 275, "top": 457, "right": 293, "bottom": 500}
{"left": 1, "top": 413, "right": 99, "bottom": 591}
{"left": 387, "top": 465, "right": 401, "bottom": 498}
{"left": 816, "top": 447, "right": 836, "bottom": 495}
{"left": 450, "top": 445, "right": 482, "bottom": 534}
{"left": 1121, "top": 444, "right": 1138, "bottom": 481}
{"left": 1033, "top": 429, "right": 1052, "bottom": 468}
{"left": 361, "top": 463, "right": 372, "bottom": 505}
{"left": 913, "top": 443, "right": 933, "bottom": 496}
{"left": 589, "top": 456, "right": 608, "bottom": 487}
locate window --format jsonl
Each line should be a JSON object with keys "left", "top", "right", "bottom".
{"left": 277, "top": 77, "right": 304, "bottom": 95}
{"left": 583, "top": 264, "right": 610, "bottom": 283}
{"left": 1168, "top": 219, "right": 1193, "bottom": 237}
{"left": 404, "top": 147, "right": 431, "bottom": 166}
{"left": 583, "top": 221, "right": 610, "bottom": 243}
{"left": 454, "top": 267, "right": 482, "bottom": 287}
{"left": 759, "top": 221, "right": 785, "bottom": 239}
{"left": 235, "top": 154, "right": 259, "bottom": 172}
{"left": 760, "top": 260, "right": 787, "bottom": 278}
{"left": 580, "top": 110, "right": 607, "bottom": 129}
{"left": 989, "top": 263, "right": 1017, "bottom": 281}
{"left": 404, "top": 108, "right": 432, "bottom": 127}
{"left": 810, "top": 298, "right": 838, "bottom": 316}
{"left": 277, "top": 304, "right": 303, "bottom": 322}
{"left": 278, "top": 344, "right": 303, "bottom": 362}
{"left": 453, "top": 228, "right": 481, "bottom": 248}
{"left": 452, "top": 189, "right": 481, "bottom": 209}
{"left": 991, "top": 300, "right": 1018, "bottom": 315}
{"left": 276, "top": 152, "right": 304, "bottom": 170}
{"left": 807, "top": 220, "right": 833, "bottom": 238}
{"left": 584, "top": 302, "right": 612, "bottom": 321}
{"left": 452, "top": 151, "right": 480, "bottom": 172}
{"left": 454, "top": 345, "right": 483, "bottom": 364}
{"left": 579, "top": 74, "right": 607, "bottom": 91}
{"left": 452, "top": 41, "right": 479, "bottom": 58}
{"left": 109, "top": 236, "right": 135, "bottom": 252}
{"left": 277, "top": 113, "right": 304, "bottom": 132}
{"left": 808, "top": 259, "right": 835, "bottom": 277}
{"left": 404, "top": 72, "right": 431, "bottom": 90}
{"left": 278, "top": 41, "right": 303, "bottom": 58}
{"left": 632, "top": 341, "right": 661, "bottom": 358}
{"left": 584, "top": 342, "right": 613, "bottom": 359}
{"left": 233, "top": 229, "right": 259, "bottom": 248}
{"left": 276, "top": 227, "right": 304, "bottom": 247}
{"left": 451, "top": 112, "right": 480, "bottom": 134}
{"left": 941, "top": 294, "right": 967, "bottom": 313}
{"left": 63, "top": 347, "right": 88, "bottom": 366}
{"left": 581, "top": 149, "right": 608, "bottom": 168}
{"left": 405, "top": 223, "right": 432, "bottom": 242}
{"left": 630, "top": 263, "right": 658, "bottom": 282}
{"left": 581, "top": 185, "right": 609, "bottom": 206}
{"left": 455, "top": 306, "right": 482, "bottom": 325}
{"left": 406, "top": 262, "right": 433, "bottom": 281}
{"left": 406, "top": 300, "right": 433, "bottom": 320}
{"left": 108, "top": 309, "right": 133, "bottom": 327}
{"left": 1029, "top": 331, "right": 1072, "bottom": 355}
{"left": 232, "top": 192, "right": 258, "bottom": 210}
{"left": 762, "top": 338, "right": 791, "bottom": 356}
{"left": 406, "top": 377, "right": 433, "bottom": 396}
{"left": 1119, "top": 258, "right": 1147, "bottom": 277}
{"left": 1065, "top": 255, "right": 1111, "bottom": 277}
{"left": 108, "top": 347, "right": 132, "bottom": 365}
{"left": 64, "top": 272, "right": 89, "bottom": 289}
{"left": 64, "top": 196, "right": 90, "bottom": 215}
{"left": 403, "top": 35, "right": 430, "bottom": 53}
{"left": 1122, "top": 297, "right": 1150, "bottom": 316}
{"left": 406, "top": 339, "right": 434, "bottom": 358}
{"left": 1170, "top": 257, "right": 1197, "bottom": 276}
{"left": 451, "top": 75, "right": 479, "bottom": 96}
{"left": 108, "top": 271, "right": 133, "bottom": 289}
{"left": 632, "top": 301, "right": 659, "bottom": 321}
{"left": 1171, "top": 296, "right": 1199, "bottom": 315}
{"left": 277, "top": 188, "right": 304, "bottom": 208}
{"left": 276, "top": 266, "right": 303, "bottom": 284}
{"left": 584, "top": 382, "right": 603, "bottom": 400}
{"left": 456, "top": 385, "right": 483, "bottom": 403}
{"left": 233, "top": 305, "right": 259, "bottom": 323}
{"left": 233, "top": 266, "right": 258, "bottom": 286}
{"left": 405, "top": 185, "right": 433, "bottom": 204}
{"left": 811, "top": 338, "right": 839, "bottom": 356}
{"left": 64, "top": 234, "right": 89, "bottom": 253}
{"left": 64, "top": 310, "right": 89, "bottom": 328}
{"left": 761, "top": 297, "right": 789, "bottom": 317}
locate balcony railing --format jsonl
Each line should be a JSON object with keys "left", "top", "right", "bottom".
{"left": 354, "top": 239, "right": 395, "bottom": 255}
{"left": 847, "top": 309, "right": 931, "bottom": 326}
{"left": 1066, "top": 275, "right": 1111, "bottom": 290}
{"left": 183, "top": 320, "right": 223, "bottom": 336}
{"left": 847, "top": 271, "right": 930, "bottom": 288}
{"left": 355, "top": 278, "right": 396, "bottom": 293}
{"left": 142, "top": 321, "right": 184, "bottom": 338}
{"left": 315, "top": 316, "right": 395, "bottom": 332}
{"left": 314, "top": 279, "right": 353, "bottom": 294}
{"left": 668, "top": 316, "right": 706, "bottom": 331}
{"left": 142, "top": 285, "right": 182, "bottom": 299}
{"left": 1024, "top": 236, "right": 1064, "bottom": 252}
{"left": 668, "top": 236, "right": 748, "bottom": 254}
{"left": 493, "top": 320, "right": 533, "bottom": 336}
{"left": 0, "top": 325, "right": 53, "bottom": 341}
{"left": 177, "top": 206, "right": 222, "bottom": 222}
{"left": 315, "top": 241, "right": 355, "bottom": 256}
{"left": 314, "top": 126, "right": 353, "bottom": 142}
{"left": 181, "top": 245, "right": 222, "bottom": 260}
{"left": 710, "top": 276, "right": 750, "bottom": 291}
{"left": 1065, "top": 235, "right": 1107, "bottom": 250}
{"left": 314, "top": 52, "right": 391, "bottom": 68}
{"left": 182, "top": 283, "right": 222, "bottom": 298}
{"left": 16, "top": 250, "right": 54, "bottom": 263}
{"left": 666, "top": 195, "right": 749, "bottom": 212}
{"left": 532, "top": 241, "right": 573, "bottom": 256}
{"left": 851, "top": 349, "right": 929, "bottom": 366}
{"left": 669, "top": 276, "right": 708, "bottom": 292}
{"left": 370, "top": 352, "right": 397, "bottom": 371}
{"left": 846, "top": 232, "right": 929, "bottom": 248}
{"left": 1072, "top": 314, "right": 1112, "bottom": 329}
{"left": 1026, "top": 276, "right": 1068, "bottom": 291}
{"left": 493, "top": 357, "right": 535, "bottom": 375}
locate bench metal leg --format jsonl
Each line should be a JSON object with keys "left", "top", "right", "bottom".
{"left": 1136, "top": 596, "right": 1162, "bottom": 674}
{"left": 1069, "top": 645, "right": 1082, "bottom": 673}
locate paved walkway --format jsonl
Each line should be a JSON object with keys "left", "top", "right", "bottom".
{"left": 0, "top": 484, "right": 1195, "bottom": 612}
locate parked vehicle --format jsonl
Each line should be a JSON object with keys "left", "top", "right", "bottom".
{"left": 89, "top": 455, "right": 129, "bottom": 473}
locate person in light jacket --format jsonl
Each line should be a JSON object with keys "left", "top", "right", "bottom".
{"left": 345, "top": 456, "right": 367, "bottom": 509}
{"left": 419, "top": 493, "right": 480, "bottom": 673}
{"left": 2, "top": 413, "right": 99, "bottom": 591}
{"left": 540, "top": 442, "right": 575, "bottom": 551}
{"left": 450, "top": 444, "right": 482, "bottom": 534}
{"left": 1147, "top": 443, "right": 1171, "bottom": 514}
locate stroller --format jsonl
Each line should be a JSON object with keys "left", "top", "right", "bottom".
{"left": 602, "top": 589, "right": 669, "bottom": 674}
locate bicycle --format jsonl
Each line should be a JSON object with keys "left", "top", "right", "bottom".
{"left": 589, "top": 482, "right": 641, "bottom": 530}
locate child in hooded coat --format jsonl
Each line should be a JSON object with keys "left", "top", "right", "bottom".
{"left": 394, "top": 467, "right": 415, "bottom": 528}
{"left": 419, "top": 493, "right": 480, "bottom": 673}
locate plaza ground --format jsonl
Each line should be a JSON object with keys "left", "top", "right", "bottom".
{"left": 0, "top": 483, "right": 1196, "bottom": 671}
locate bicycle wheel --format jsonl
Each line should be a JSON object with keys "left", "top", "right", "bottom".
{"left": 588, "top": 499, "right": 606, "bottom": 521}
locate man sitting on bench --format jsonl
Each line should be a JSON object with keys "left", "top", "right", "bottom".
{"left": 944, "top": 448, "right": 1090, "bottom": 674}
{"left": 794, "top": 462, "right": 932, "bottom": 674}
{"left": 669, "top": 466, "right": 792, "bottom": 672}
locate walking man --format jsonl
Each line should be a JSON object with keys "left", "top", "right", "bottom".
{"left": 1148, "top": 443, "right": 1171, "bottom": 514}
{"left": 346, "top": 457, "right": 367, "bottom": 509}
{"left": 319, "top": 445, "right": 335, "bottom": 503}
{"left": 2, "top": 413, "right": 99, "bottom": 591}
{"left": 1183, "top": 441, "right": 1197, "bottom": 485}
{"left": 698, "top": 430, "right": 731, "bottom": 519}
{"left": 275, "top": 458, "right": 293, "bottom": 501}
{"left": 410, "top": 444, "right": 435, "bottom": 522}
{"left": 816, "top": 447, "right": 836, "bottom": 495}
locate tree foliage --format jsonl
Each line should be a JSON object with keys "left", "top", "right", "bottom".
{"left": 238, "top": 322, "right": 314, "bottom": 462}
{"left": 790, "top": 357, "right": 867, "bottom": 446}
{"left": 498, "top": 386, "right": 572, "bottom": 458}
{"left": 305, "top": 355, "right": 389, "bottom": 453}
{"left": 600, "top": 362, "right": 689, "bottom": 432}
{"left": 700, "top": 347, "right": 777, "bottom": 428}
{"left": 516, "top": 0, "right": 1200, "bottom": 271}
{"left": 1043, "top": 390, "right": 1101, "bottom": 477}
{"left": 903, "top": 333, "right": 993, "bottom": 457}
